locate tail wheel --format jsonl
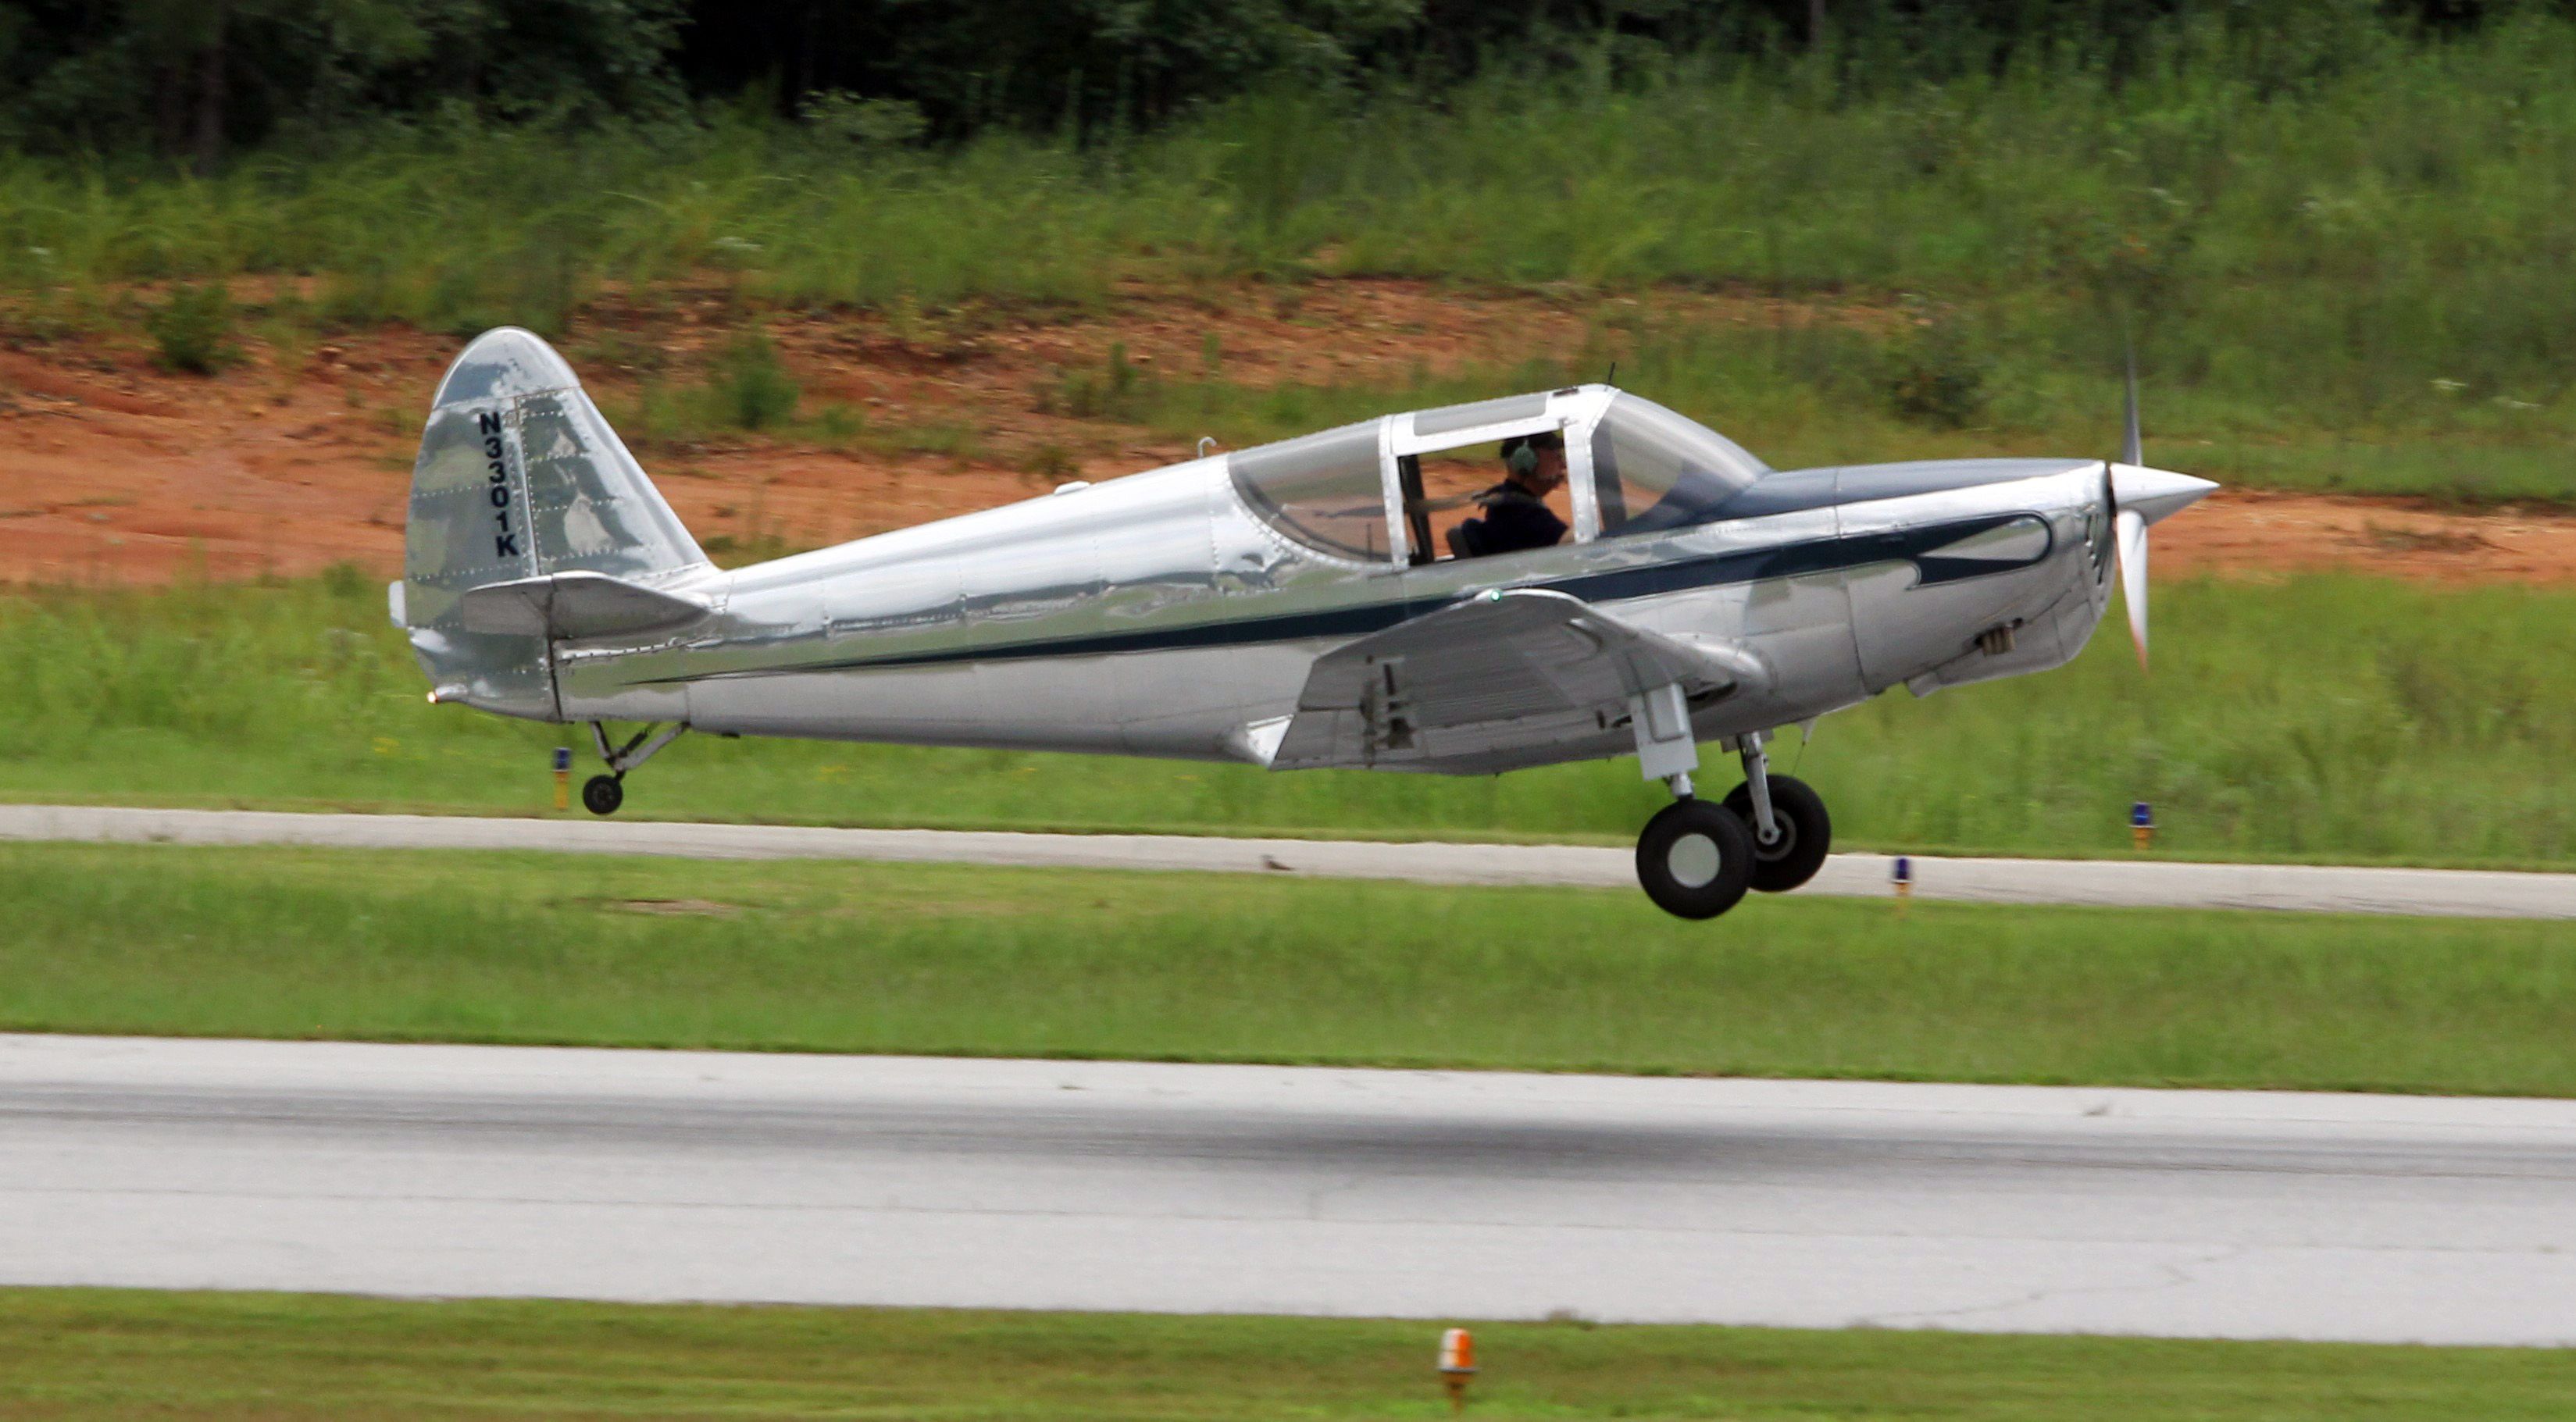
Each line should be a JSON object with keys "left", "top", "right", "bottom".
{"left": 1636, "top": 799, "right": 1756, "bottom": 920}
{"left": 1721, "top": 774, "right": 1832, "bottom": 893}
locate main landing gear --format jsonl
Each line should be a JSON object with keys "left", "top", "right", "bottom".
{"left": 1624, "top": 684, "right": 1832, "bottom": 919}
{"left": 579, "top": 721, "right": 687, "bottom": 816}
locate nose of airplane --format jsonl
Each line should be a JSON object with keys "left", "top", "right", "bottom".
{"left": 2107, "top": 464, "right": 2218, "bottom": 526}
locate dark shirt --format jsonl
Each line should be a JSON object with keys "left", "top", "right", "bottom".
{"left": 1466, "top": 483, "right": 1568, "bottom": 554}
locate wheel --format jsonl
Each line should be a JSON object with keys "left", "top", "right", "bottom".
{"left": 1721, "top": 774, "right": 1832, "bottom": 893}
{"left": 581, "top": 774, "right": 624, "bottom": 816}
{"left": 1635, "top": 798, "right": 1756, "bottom": 920}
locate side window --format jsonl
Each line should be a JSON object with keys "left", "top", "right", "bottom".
{"left": 1229, "top": 421, "right": 1391, "bottom": 562}
{"left": 1400, "top": 438, "right": 1574, "bottom": 563}
{"left": 1399, "top": 394, "right": 1575, "bottom": 563}
{"left": 1591, "top": 394, "right": 1769, "bottom": 536}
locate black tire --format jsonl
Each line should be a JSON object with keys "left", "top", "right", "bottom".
{"left": 1721, "top": 774, "right": 1832, "bottom": 893}
{"left": 1635, "top": 799, "right": 1757, "bottom": 920}
{"left": 582, "top": 774, "right": 625, "bottom": 816}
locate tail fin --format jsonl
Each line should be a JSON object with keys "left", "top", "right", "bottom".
{"left": 400, "top": 326, "right": 712, "bottom": 719}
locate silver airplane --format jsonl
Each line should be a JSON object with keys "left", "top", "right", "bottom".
{"left": 393, "top": 327, "right": 2214, "bottom": 918}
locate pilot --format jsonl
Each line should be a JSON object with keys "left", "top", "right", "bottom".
{"left": 1447, "top": 431, "right": 1569, "bottom": 558}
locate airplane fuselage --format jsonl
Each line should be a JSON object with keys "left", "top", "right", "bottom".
{"left": 547, "top": 452, "right": 2118, "bottom": 773}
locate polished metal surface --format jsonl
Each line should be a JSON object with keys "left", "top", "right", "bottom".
{"left": 398, "top": 329, "right": 2214, "bottom": 776}
{"left": 407, "top": 329, "right": 714, "bottom": 722}
{"left": 11, "top": 804, "right": 2576, "bottom": 918}
{"left": 5, "top": 1035, "right": 2570, "bottom": 1344}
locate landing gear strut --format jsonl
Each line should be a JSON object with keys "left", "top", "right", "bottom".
{"left": 1623, "top": 693, "right": 1833, "bottom": 918}
{"left": 580, "top": 721, "right": 687, "bottom": 816}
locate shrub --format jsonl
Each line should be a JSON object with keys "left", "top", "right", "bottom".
{"left": 1882, "top": 303, "right": 1989, "bottom": 429}
{"left": 1042, "top": 342, "right": 1149, "bottom": 420}
{"left": 146, "top": 283, "right": 241, "bottom": 376}
{"left": 709, "top": 330, "right": 800, "bottom": 431}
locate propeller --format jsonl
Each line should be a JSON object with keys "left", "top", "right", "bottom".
{"left": 2102, "top": 350, "right": 2220, "bottom": 673}
{"left": 2114, "top": 352, "right": 2150, "bottom": 668}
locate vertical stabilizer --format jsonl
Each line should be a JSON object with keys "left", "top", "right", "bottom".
{"left": 401, "top": 327, "right": 712, "bottom": 719}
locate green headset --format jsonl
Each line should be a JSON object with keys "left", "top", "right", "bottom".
{"left": 1504, "top": 437, "right": 1540, "bottom": 479}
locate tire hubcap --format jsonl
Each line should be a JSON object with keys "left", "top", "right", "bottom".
{"left": 1668, "top": 832, "right": 1722, "bottom": 888}
{"left": 1756, "top": 817, "right": 1795, "bottom": 861}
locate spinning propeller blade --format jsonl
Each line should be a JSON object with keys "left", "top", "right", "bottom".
{"left": 2120, "top": 349, "right": 2143, "bottom": 468}
{"left": 2115, "top": 507, "right": 2149, "bottom": 668}
{"left": 2114, "top": 351, "right": 2147, "bottom": 667}
{"left": 2100, "top": 358, "right": 2215, "bottom": 670}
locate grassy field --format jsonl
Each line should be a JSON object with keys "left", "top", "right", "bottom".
{"left": 12, "top": 21, "right": 2576, "bottom": 500}
{"left": 4, "top": 572, "right": 2572, "bottom": 868}
{"left": 6, "top": 842, "right": 2573, "bottom": 1096}
{"left": 11, "top": 1288, "right": 2574, "bottom": 1421}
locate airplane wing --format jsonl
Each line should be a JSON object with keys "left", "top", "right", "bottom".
{"left": 1265, "top": 588, "right": 1764, "bottom": 773}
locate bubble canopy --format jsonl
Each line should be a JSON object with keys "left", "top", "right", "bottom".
{"left": 1224, "top": 388, "right": 1771, "bottom": 563}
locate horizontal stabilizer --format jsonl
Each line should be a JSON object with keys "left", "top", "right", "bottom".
{"left": 458, "top": 571, "right": 709, "bottom": 640}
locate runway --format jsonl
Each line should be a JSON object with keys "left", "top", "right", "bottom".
{"left": 4, "top": 1034, "right": 2571, "bottom": 1345}
{"left": 5, "top": 803, "right": 2575, "bottom": 917}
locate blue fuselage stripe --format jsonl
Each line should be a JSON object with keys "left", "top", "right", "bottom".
{"left": 648, "top": 513, "right": 2041, "bottom": 682}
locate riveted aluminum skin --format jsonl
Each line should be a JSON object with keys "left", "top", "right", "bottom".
{"left": 403, "top": 332, "right": 2215, "bottom": 776}
{"left": 406, "top": 328, "right": 714, "bottom": 719}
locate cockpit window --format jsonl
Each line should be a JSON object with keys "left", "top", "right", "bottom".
{"left": 1414, "top": 392, "right": 1548, "bottom": 438}
{"left": 1589, "top": 394, "right": 1769, "bottom": 536}
{"left": 1228, "top": 419, "right": 1390, "bottom": 562}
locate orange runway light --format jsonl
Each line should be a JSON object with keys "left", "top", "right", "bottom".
{"left": 1438, "top": 1327, "right": 1478, "bottom": 1412}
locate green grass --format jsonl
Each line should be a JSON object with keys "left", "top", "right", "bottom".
{"left": 6, "top": 843, "right": 2574, "bottom": 1096}
{"left": 9, "top": 1288, "right": 2573, "bottom": 1421}
{"left": 4, "top": 572, "right": 2572, "bottom": 869}
{"left": 14, "top": 23, "right": 2576, "bottom": 500}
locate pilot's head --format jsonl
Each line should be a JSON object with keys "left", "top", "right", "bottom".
{"left": 1501, "top": 431, "right": 1567, "bottom": 494}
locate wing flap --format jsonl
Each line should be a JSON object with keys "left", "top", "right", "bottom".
{"left": 1269, "top": 589, "right": 1761, "bottom": 772}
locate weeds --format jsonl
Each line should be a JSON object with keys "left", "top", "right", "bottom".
{"left": 144, "top": 283, "right": 241, "bottom": 375}
{"left": 1882, "top": 300, "right": 1989, "bottom": 429}
{"left": 1039, "top": 341, "right": 1151, "bottom": 420}
{"left": 708, "top": 329, "right": 799, "bottom": 430}
{"left": 1022, "top": 442, "right": 1078, "bottom": 481}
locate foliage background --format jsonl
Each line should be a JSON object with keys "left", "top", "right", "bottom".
{"left": 10, "top": 2, "right": 2576, "bottom": 494}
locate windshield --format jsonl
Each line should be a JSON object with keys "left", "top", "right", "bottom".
{"left": 1589, "top": 394, "right": 1769, "bottom": 536}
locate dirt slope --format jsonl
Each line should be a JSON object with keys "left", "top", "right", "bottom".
{"left": 5, "top": 281, "right": 2571, "bottom": 589}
